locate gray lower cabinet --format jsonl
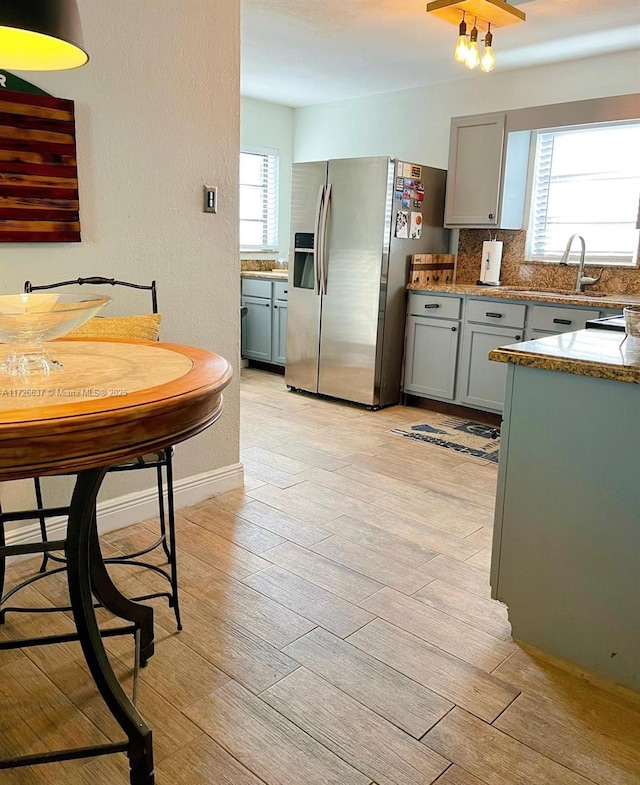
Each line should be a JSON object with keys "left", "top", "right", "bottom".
{"left": 241, "top": 277, "right": 288, "bottom": 365}
{"left": 525, "top": 304, "right": 596, "bottom": 341}
{"left": 404, "top": 291, "right": 620, "bottom": 414}
{"left": 272, "top": 299, "right": 287, "bottom": 365}
{"left": 458, "top": 323, "right": 524, "bottom": 411}
{"left": 404, "top": 315, "right": 459, "bottom": 399}
{"left": 241, "top": 294, "right": 273, "bottom": 361}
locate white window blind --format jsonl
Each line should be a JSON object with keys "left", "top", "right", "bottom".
{"left": 240, "top": 147, "right": 279, "bottom": 252}
{"left": 527, "top": 122, "right": 640, "bottom": 266}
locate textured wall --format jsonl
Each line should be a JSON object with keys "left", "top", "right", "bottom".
{"left": 1, "top": 0, "right": 241, "bottom": 512}
{"left": 293, "top": 49, "right": 640, "bottom": 166}
{"left": 291, "top": 48, "right": 640, "bottom": 291}
{"left": 241, "top": 97, "right": 295, "bottom": 262}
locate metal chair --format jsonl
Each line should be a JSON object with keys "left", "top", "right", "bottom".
{"left": 0, "top": 276, "right": 182, "bottom": 631}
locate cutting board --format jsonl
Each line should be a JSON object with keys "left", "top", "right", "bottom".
{"left": 409, "top": 254, "right": 456, "bottom": 286}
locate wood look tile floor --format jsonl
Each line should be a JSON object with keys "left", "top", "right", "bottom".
{"left": 2, "top": 367, "right": 640, "bottom": 784}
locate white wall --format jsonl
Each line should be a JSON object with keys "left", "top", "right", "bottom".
{"left": 241, "top": 97, "right": 295, "bottom": 262}
{"left": 294, "top": 49, "right": 640, "bottom": 166}
{"left": 1, "top": 0, "right": 241, "bottom": 515}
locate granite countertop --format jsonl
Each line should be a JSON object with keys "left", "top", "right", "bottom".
{"left": 241, "top": 270, "right": 289, "bottom": 280}
{"left": 490, "top": 329, "right": 640, "bottom": 384}
{"left": 407, "top": 283, "right": 640, "bottom": 310}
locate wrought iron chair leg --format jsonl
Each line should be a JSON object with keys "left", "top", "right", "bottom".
{"left": 164, "top": 451, "right": 181, "bottom": 631}
{"left": 34, "top": 477, "right": 50, "bottom": 573}
{"left": 156, "top": 463, "right": 170, "bottom": 562}
{"left": 66, "top": 467, "right": 155, "bottom": 785}
{"left": 0, "top": 516, "right": 6, "bottom": 623}
{"left": 132, "top": 627, "right": 141, "bottom": 707}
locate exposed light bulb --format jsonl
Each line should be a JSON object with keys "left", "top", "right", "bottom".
{"left": 481, "top": 26, "right": 495, "bottom": 72}
{"left": 454, "top": 11, "right": 469, "bottom": 63}
{"left": 465, "top": 20, "right": 480, "bottom": 69}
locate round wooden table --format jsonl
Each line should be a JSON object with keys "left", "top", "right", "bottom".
{"left": 0, "top": 338, "right": 232, "bottom": 784}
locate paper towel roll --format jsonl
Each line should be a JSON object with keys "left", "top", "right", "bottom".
{"left": 480, "top": 240, "right": 503, "bottom": 285}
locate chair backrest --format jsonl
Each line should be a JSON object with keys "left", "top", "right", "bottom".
{"left": 23, "top": 276, "right": 161, "bottom": 341}
{"left": 24, "top": 276, "right": 158, "bottom": 314}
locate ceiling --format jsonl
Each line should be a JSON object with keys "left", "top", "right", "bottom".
{"left": 241, "top": 0, "right": 640, "bottom": 107}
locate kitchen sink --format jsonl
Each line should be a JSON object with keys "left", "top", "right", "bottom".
{"left": 571, "top": 291, "right": 608, "bottom": 297}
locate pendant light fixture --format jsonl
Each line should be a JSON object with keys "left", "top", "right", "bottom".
{"left": 426, "top": 0, "right": 526, "bottom": 73}
{"left": 454, "top": 11, "right": 469, "bottom": 63}
{"left": 465, "top": 18, "right": 480, "bottom": 70}
{"left": 480, "top": 24, "right": 495, "bottom": 72}
{"left": 0, "top": 0, "right": 88, "bottom": 71}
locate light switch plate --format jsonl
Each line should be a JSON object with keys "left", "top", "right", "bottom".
{"left": 203, "top": 186, "right": 217, "bottom": 213}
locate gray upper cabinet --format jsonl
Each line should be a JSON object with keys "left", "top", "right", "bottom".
{"left": 444, "top": 113, "right": 530, "bottom": 229}
{"left": 444, "top": 95, "right": 639, "bottom": 230}
{"left": 444, "top": 113, "right": 505, "bottom": 227}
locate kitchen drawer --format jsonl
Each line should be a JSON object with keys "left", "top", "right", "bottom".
{"left": 467, "top": 298, "right": 526, "bottom": 328}
{"left": 241, "top": 278, "right": 272, "bottom": 298}
{"left": 529, "top": 304, "right": 596, "bottom": 333}
{"left": 408, "top": 293, "right": 461, "bottom": 320}
{"left": 273, "top": 280, "right": 289, "bottom": 301}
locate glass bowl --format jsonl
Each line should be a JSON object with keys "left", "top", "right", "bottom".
{"left": 0, "top": 292, "right": 111, "bottom": 376}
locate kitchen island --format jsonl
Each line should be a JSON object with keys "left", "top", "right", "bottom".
{"left": 490, "top": 328, "right": 639, "bottom": 690}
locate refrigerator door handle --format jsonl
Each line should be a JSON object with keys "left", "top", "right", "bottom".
{"left": 320, "top": 183, "right": 332, "bottom": 295}
{"left": 314, "top": 185, "right": 325, "bottom": 295}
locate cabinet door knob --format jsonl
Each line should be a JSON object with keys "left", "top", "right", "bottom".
{"left": 515, "top": 334, "right": 522, "bottom": 340}
{"left": 488, "top": 213, "right": 494, "bottom": 219}
{"left": 451, "top": 326, "right": 457, "bottom": 332}
{"left": 274, "top": 305, "right": 278, "bottom": 309}
{"left": 265, "top": 303, "right": 270, "bottom": 307}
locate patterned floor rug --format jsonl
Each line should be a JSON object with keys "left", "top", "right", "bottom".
{"left": 391, "top": 412, "right": 500, "bottom": 463}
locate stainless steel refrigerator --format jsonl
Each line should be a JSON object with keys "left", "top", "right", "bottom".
{"left": 285, "top": 156, "right": 448, "bottom": 408}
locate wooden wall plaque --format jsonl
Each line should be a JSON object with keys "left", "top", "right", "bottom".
{"left": 0, "top": 88, "right": 80, "bottom": 243}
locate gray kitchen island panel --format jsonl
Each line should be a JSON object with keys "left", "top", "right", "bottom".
{"left": 492, "top": 362, "right": 640, "bottom": 690}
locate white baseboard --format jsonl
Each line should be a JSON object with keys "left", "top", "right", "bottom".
{"left": 3, "top": 462, "right": 244, "bottom": 558}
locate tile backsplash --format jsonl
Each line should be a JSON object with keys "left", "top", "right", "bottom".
{"left": 455, "top": 230, "right": 640, "bottom": 294}
{"left": 241, "top": 259, "right": 288, "bottom": 272}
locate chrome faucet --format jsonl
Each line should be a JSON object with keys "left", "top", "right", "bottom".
{"left": 558, "top": 234, "right": 602, "bottom": 293}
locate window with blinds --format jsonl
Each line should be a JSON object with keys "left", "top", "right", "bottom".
{"left": 240, "top": 147, "right": 279, "bottom": 252}
{"left": 526, "top": 121, "right": 640, "bottom": 266}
